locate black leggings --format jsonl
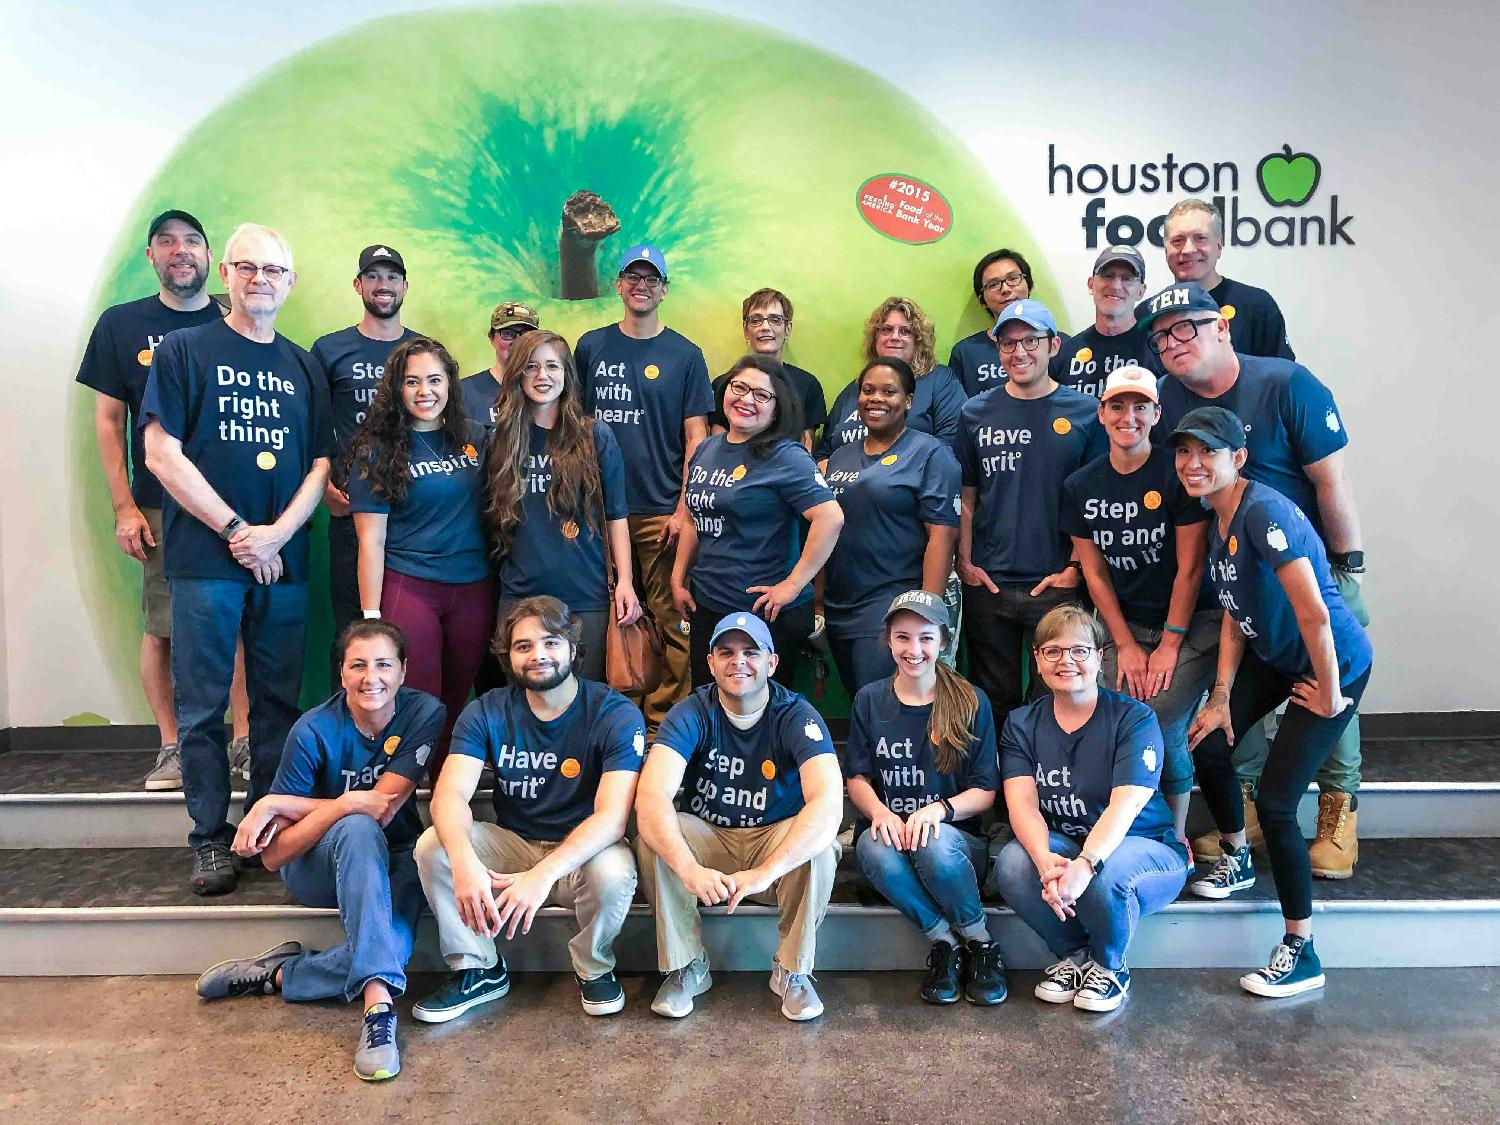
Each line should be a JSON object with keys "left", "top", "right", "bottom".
{"left": 1195, "top": 648, "right": 1372, "bottom": 920}
{"left": 688, "top": 600, "right": 814, "bottom": 690}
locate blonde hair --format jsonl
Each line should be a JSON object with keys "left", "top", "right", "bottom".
{"left": 221, "top": 222, "right": 294, "bottom": 270}
{"left": 1033, "top": 603, "right": 1106, "bottom": 650}
{"left": 862, "top": 296, "right": 936, "bottom": 377}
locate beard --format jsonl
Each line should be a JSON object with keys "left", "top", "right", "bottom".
{"left": 158, "top": 258, "right": 207, "bottom": 299}
{"left": 362, "top": 292, "right": 404, "bottom": 320}
{"left": 516, "top": 660, "right": 571, "bottom": 691}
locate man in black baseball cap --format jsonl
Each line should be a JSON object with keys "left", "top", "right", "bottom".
{"left": 1051, "top": 245, "right": 1150, "bottom": 398}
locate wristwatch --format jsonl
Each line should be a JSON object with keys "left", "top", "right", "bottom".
{"left": 1329, "top": 550, "right": 1365, "bottom": 573}
{"left": 1079, "top": 849, "right": 1104, "bottom": 875}
{"left": 939, "top": 797, "right": 956, "bottom": 822}
{"left": 219, "top": 515, "right": 245, "bottom": 541}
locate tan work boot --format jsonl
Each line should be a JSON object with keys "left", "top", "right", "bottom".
{"left": 1192, "top": 785, "right": 1265, "bottom": 861}
{"left": 1308, "top": 790, "right": 1358, "bottom": 879}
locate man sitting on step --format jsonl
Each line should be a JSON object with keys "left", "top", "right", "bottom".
{"left": 194, "top": 620, "right": 443, "bottom": 1082}
{"left": 635, "top": 611, "right": 844, "bottom": 1021}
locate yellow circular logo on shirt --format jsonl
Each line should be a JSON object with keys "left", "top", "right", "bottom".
{"left": 1075, "top": 347, "right": 1094, "bottom": 363}
{"left": 730, "top": 464, "right": 747, "bottom": 481}
{"left": 1221, "top": 305, "right": 1237, "bottom": 321}
{"left": 1143, "top": 490, "right": 1162, "bottom": 510}
{"left": 383, "top": 736, "right": 401, "bottom": 757}
{"left": 644, "top": 364, "right": 660, "bottom": 380}
{"left": 561, "top": 519, "right": 580, "bottom": 540}
{"left": 1052, "top": 417, "right": 1072, "bottom": 435}
{"left": 880, "top": 454, "right": 899, "bottom": 466}
{"left": 1228, "top": 535, "right": 1239, "bottom": 556}
{"left": 560, "top": 758, "right": 581, "bottom": 779}
{"left": 256, "top": 451, "right": 277, "bottom": 470}
{"left": 463, "top": 444, "right": 478, "bottom": 460}
{"left": 760, "top": 760, "right": 776, "bottom": 781}
{"left": 136, "top": 348, "right": 154, "bottom": 367}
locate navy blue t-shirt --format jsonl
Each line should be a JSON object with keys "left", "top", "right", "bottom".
{"left": 948, "top": 330, "right": 1005, "bottom": 398}
{"left": 1212, "top": 277, "right": 1294, "bottom": 360}
{"left": 449, "top": 680, "right": 646, "bottom": 842}
{"left": 577, "top": 324, "right": 713, "bottom": 515}
{"left": 1001, "top": 687, "right": 1187, "bottom": 862}
{"left": 346, "top": 423, "right": 490, "bottom": 584}
{"left": 75, "top": 295, "right": 225, "bottom": 509}
{"left": 460, "top": 369, "right": 501, "bottom": 429}
{"left": 1050, "top": 323, "right": 1151, "bottom": 399}
{"left": 823, "top": 429, "right": 960, "bottom": 638}
{"left": 843, "top": 678, "right": 999, "bottom": 836}
{"left": 1061, "top": 446, "right": 1211, "bottom": 628}
{"left": 500, "top": 421, "right": 628, "bottom": 612}
{"left": 684, "top": 434, "right": 835, "bottom": 612}
{"left": 270, "top": 686, "right": 444, "bottom": 850}
{"left": 816, "top": 364, "right": 966, "bottom": 458}
{"left": 310, "top": 325, "right": 419, "bottom": 465}
{"left": 710, "top": 363, "right": 827, "bottom": 436}
{"left": 139, "top": 319, "right": 334, "bottom": 583}
{"left": 658, "top": 681, "right": 835, "bottom": 829}
{"left": 954, "top": 385, "right": 1107, "bottom": 584}
{"left": 1209, "top": 481, "right": 1371, "bottom": 686}
{"left": 1156, "top": 354, "right": 1346, "bottom": 538}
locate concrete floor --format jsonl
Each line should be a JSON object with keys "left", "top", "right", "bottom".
{"left": 3, "top": 970, "right": 1497, "bottom": 1123}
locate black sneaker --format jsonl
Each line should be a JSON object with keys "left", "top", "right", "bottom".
{"left": 411, "top": 960, "right": 511, "bottom": 1023}
{"left": 1189, "top": 841, "right": 1256, "bottom": 899}
{"left": 577, "top": 970, "right": 626, "bottom": 1016}
{"left": 964, "top": 939, "right": 1007, "bottom": 1005}
{"left": 191, "top": 841, "right": 237, "bottom": 896}
{"left": 919, "top": 941, "right": 964, "bottom": 1005}
{"left": 1240, "top": 934, "right": 1326, "bottom": 998}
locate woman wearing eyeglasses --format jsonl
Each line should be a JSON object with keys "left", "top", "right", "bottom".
{"left": 816, "top": 296, "right": 967, "bottom": 458}
{"left": 1173, "top": 406, "right": 1372, "bottom": 999}
{"left": 991, "top": 604, "right": 1190, "bottom": 1013}
{"left": 708, "top": 289, "right": 826, "bottom": 451}
{"left": 673, "top": 356, "right": 843, "bottom": 687}
{"left": 821, "top": 357, "right": 960, "bottom": 694}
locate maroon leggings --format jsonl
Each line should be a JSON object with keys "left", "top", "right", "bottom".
{"left": 380, "top": 569, "right": 495, "bottom": 782}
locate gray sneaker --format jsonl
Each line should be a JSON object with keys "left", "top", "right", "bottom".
{"left": 769, "top": 958, "right": 824, "bottom": 1021}
{"left": 354, "top": 1003, "right": 400, "bottom": 1082}
{"left": 650, "top": 955, "right": 712, "bottom": 1018}
{"left": 196, "top": 940, "right": 301, "bottom": 999}
{"left": 143, "top": 744, "right": 182, "bottom": 791}
{"left": 227, "top": 737, "right": 251, "bottom": 783}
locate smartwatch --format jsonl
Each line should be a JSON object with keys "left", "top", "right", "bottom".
{"left": 1329, "top": 551, "right": 1365, "bottom": 572}
{"left": 939, "top": 797, "right": 956, "bottom": 822}
{"left": 219, "top": 515, "right": 245, "bottom": 541}
{"left": 1079, "top": 849, "right": 1104, "bottom": 875}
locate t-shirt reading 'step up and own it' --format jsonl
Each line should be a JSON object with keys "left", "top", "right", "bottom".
{"left": 311, "top": 326, "right": 419, "bottom": 472}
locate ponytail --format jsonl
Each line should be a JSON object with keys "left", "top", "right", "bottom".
{"left": 929, "top": 657, "right": 980, "bottom": 774}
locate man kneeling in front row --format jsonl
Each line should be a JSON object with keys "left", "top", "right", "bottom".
{"left": 413, "top": 596, "right": 645, "bottom": 1021}
{"left": 636, "top": 612, "right": 844, "bottom": 1021}
{"left": 196, "top": 620, "right": 443, "bottom": 1082}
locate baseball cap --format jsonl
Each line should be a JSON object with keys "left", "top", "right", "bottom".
{"left": 883, "top": 589, "right": 950, "bottom": 631}
{"left": 146, "top": 209, "right": 207, "bottom": 244}
{"left": 708, "top": 612, "right": 775, "bottom": 654}
{"left": 618, "top": 243, "right": 668, "bottom": 280}
{"left": 1135, "top": 282, "right": 1219, "bottom": 332}
{"left": 1170, "top": 406, "right": 1246, "bottom": 451}
{"left": 490, "top": 301, "right": 540, "bottom": 333}
{"left": 1093, "top": 244, "right": 1145, "bottom": 280}
{"left": 1099, "top": 364, "right": 1159, "bottom": 404}
{"left": 357, "top": 244, "right": 406, "bottom": 276}
{"left": 992, "top": 298, "right": 1058, "bottom": 337}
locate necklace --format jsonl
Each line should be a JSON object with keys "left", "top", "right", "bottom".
{"left": 412, "top": 428, "right": 445, "bottom": 460}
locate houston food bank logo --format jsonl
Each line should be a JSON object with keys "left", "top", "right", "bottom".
{"left": 1048, "top": 143, "right": 1353, "bottom": 249}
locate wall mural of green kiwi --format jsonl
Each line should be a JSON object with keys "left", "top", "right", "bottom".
{"left": 69, "top": 2, "right": 1048, "bottom": 716}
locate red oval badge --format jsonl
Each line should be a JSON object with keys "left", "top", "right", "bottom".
{"left": 856, "top": 174, "right": 953, "bottom": 245}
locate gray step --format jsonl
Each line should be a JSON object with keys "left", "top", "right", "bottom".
{"left": 2, "top": 841, "right": 1497, "bottom": 975}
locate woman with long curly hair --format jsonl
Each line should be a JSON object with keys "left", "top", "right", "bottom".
{"left": 485, "top": 331, "right": 640, "bottom": 683}
{"left": 347, "top": 336, "right": 492, "bottom": 778}
{"left": 816, "top": 295, "right": 968, "bottom": 459}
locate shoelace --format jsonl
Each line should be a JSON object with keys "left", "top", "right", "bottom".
{"left": 926, "top": 944, "right": 953, "bottom": 972}
{"left": 195, "top": 843, "right": 232, "bottom": 873}
{"left": 1209, "top": 850, "right": 1242, "bottom": 883}
{"left": 1080, "top": 963, "right": 1123, "bottom": 996}
{"left": 154, "top": 745, "right": 180, "bottom": 769}
{"left": 970, "top": 943, "right": 1003, "bottom": 976}
{"left": 1043, "top": 957, "right": 1083, "bottom": 989}
{"left": 784, "top": 969, "right": 817, "bottom": 990}
{"left": 1266, "top": 944, "right": 1298, "bottom": 976}
{"left": 363, "top": 1007, "right": 396, "bottom": 1048}
{"left": 1316, "top": 800, "right": 1348, "bottom": 842}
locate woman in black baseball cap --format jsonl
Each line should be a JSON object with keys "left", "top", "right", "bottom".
{"left": 1173, "top": 406, "right": 1372, "bottom": 998}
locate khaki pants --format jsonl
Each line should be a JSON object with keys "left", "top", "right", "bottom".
{"left": 635, "top": 813, "right": 841, "bottom": 975}
{"left": 413, "top": 823, "right": 637, "bottom": 980}
{"left": 627, "top": 514, "right": 692, "bottom": 734}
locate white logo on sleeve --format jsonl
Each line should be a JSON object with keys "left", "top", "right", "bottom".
{"left": 804, "top": 722, "right": 824, "bottom": 742}
{"left": 1265, "top": 523, "right": 1289, "bottom": 552}
{"left": 1325, "top": 409, "right": 1341, "bottom": 433}
{"left": 633, "top": 732, "right": 645, "bottom": 758}
{"left": 414, "top": 742, "right": 433, "bottom": 766}
{"left": 953, "top": 495, "right": 962, "bottom": 515}
{"left": 1143, "top": 746, "right": 1157, "bottom": 772}
{"left": 813, "top": 469, "right": 828, "bottom": 488}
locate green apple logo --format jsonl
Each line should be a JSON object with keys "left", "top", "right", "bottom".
{"left": 1256, "top": 144, "right": 1322, "bottom": 207}
{"left": 69, "top": 3, "right": 1043, "bottom": 713}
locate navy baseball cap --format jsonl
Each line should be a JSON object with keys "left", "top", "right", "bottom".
{"left": 1093, "top": 244, "right": 1145, "bottom": 280}
{"left": 709, "top": 612, "right": 775, "bottom": 654}
{"left": 358, "top": 244, "right": 406, "bottom": 276}
{"left": 1135, "top": 282, "right": 1219, "bottom": 332}
{"left": 146, "top": 209, "right": 206, "bottom": 244}
{"left": 993, "top": 298, "right": 1058, "bottom": 337}
{"left": 1170, "top": 406, "right": 1246, "bottom": 451}
{"left": 619, "top": 243, "right": 668, "bottom": 280}
{"left": 883, "top": 589, "right": 950, "bottom": 630}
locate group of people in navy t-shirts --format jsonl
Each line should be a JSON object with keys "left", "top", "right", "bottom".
{"left": 76, "top": 197, "right": 1370, "bottom": 1079}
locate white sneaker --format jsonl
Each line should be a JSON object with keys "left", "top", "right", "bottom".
{"left": 1034, "top": 952, "right": 1091, "bottom": 1004}
{"left": 769, "top": 958, "right": 824, "bottom": 1021}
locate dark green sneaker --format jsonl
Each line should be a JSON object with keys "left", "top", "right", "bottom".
{"left": 1241, "top": 934, "right": 1326, "bottom": 998}
{"left": 354, "top": 1003, "right": 400, "bottom": 1082}
{"left": 410, "top": 960, "right": 510, "bottom": 1023}
{"left": 577, "top": 970, "right": 626, "bottom": 1016}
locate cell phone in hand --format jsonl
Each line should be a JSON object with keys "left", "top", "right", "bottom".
{"left": 254, "top": 818, "right": 279, "bottom": 850}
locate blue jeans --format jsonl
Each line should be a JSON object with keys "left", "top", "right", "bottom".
{"left": 993, "top": 833, "right": 1187, "bottom": 970}
{"left": 855, "top": 823, "right": 991, "bottom": 942}
{"left": 171, "top": 577, "right": 307, "bottom": 847}
{"left": 828, "top": 631, "right": 895, "bottom": 698}
{"left": 278, "top": 815, "right": 423, "bottom": 1003}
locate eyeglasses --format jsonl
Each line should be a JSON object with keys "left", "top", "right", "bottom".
{"left": 982, "top": 272, "right": 1027, "bottom": 293}
{"left": 997, "top": 333, "right": 1051, "bottom": 354}
{"left": 229, "top": 261, "right": 289, "bottom": 282}
{"left": 1147, "top": 316, "right": 1219, "bottom": 353}
{"left": 745, "top": 314, "right": 787, "bottom": 328}
{"left": 1036, "top": 644, "right": 1097, "bottom": 663}
{"left": 876, "top": 325, "right": 914, "bottom": 339}
{"left": 619, "top": 272, "right": 663, "bottom": 290}
{"left": 726, "top": 378, "right": 776, "bottom": 405}
{"left": 496, "top": 326, "right": 534, "bottom": 341}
